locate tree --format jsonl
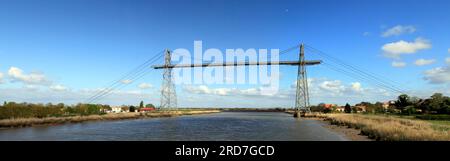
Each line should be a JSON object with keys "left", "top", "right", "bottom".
{"left": 351, "top": 106, "right": 358, "bottom": 113}
{"left": 323, "top": 107, "right": 332, "bottom": 113}
{"left": 318, "top": 103, "right": 325, "bottom": 107}
{"left": 129, "top": 106, "right": 136, "bottom": 112}
{"left": 374, "top": 102, "right": 385, "bottom": 113}
{"left": 429, "top": 93, "right": 446, "bottom": 113}
{"left": 395, "top": 94, "right": 411, "bottom": 112}
{"left": 121, "top": 106, "right": 130, "bottom": 112}
{"left": 139, "top": 101, "right": 144, "bottom": 108}
{"left": 309, "top": 105, "right": 323, "bottom": 112}
{"left": 145, "top": 104, "right": 155, "bottom": 108}
{"left": 344, "top": 103, "right": 352, "bottom": 113}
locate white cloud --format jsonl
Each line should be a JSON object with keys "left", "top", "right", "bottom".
{"left": 448, "top": 48, "right": 450, "bottom": 54}
{"left": 316, "top": 80, "right": 363, "bottom": 95}
{"left": 423, "top": 66, "right": 450, "bottom": 84}
{"left": 183, "top": 85, "right": 234, "bottom": 96}
{"left": 181, "top": 78, "right": 399, "bottom": 107}
{"left": 446, "top": 57, "right": 450, "bottom": 65}
{"left": 0, "top": 72, "right": 4, "bottom": 84}
{"left": 0, "top": 87, "right": 159, "bottom": 106}
{"left": 351, "top": 82, "right": 362, "bottom": 92}
{"left": 382, "top": 38, "right": 431, "bottom": 59}
{"left": 391, "top": 61, "right": 406, "bottom": 68}
{"left": 138, "top": 83, "right": 153, "bottom": 89}
{"left": 49, "top": 84, "right": 68, "bottom": 91}
{"left": 182, "top": 85, "right": 275, "bottom": 97}
{"left": 382, "top": 25, "right": 416, "bottom": 37}
{"left": 24, "top": 85, "right": 39, "bottom": 91}
{"left": 8, "top": 67, "right": 51, "bottom": 85}
{"left": 121, "top": 79, "right": 132, "bottom": 84}
{"left": 363, "top": 32, "right": 371, "bottom": 36}
{"left": 414, "top": 59, "right": 435, "bottom": 66}
{"left": 319, "top": 80, "right": 344, "bottom": 91}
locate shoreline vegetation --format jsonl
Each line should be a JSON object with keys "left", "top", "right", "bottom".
{"left": 0, "top": 110, "right": 220, "bottom": 128}
{"left": 294, "top": 112, "right": 450, "bottom": 141}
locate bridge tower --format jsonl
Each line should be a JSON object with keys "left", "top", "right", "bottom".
{"left": 294, "top": 44, "right": 311, "bottom": 116}
{"left": 160, "top": 49, "right": 177, "bottom": 110}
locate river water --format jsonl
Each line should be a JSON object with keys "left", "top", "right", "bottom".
{"left": 0, "top": 112, "right": 348, "bottom": 141}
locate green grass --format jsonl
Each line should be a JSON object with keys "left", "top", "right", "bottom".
{"left": 362, "top": 113, "right": 450, "bottom": 131}
{"left": 426, "top": 120, "right": 450, "bottom": 131}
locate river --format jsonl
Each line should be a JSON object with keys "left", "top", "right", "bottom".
{"left": 0, "top": 112, "right": 348, "bottom": 141}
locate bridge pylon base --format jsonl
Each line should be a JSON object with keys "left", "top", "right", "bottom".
{"left": 293, "top": 111, "right": 306, "bottom": 118}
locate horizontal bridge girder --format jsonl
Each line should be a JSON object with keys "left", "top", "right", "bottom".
{"left": 152, "top": 60, "right": 322, "bottom": 69}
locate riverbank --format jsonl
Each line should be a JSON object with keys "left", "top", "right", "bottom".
{"left": 301, "top": 113, "right": 450, "bottom": 141}
{"left": 0, "top": 110, "right": 221, "bottom": 128}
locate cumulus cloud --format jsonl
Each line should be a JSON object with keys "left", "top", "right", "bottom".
{"left": 382, "top": 38, "right": 431, "bottom": 59}
{"left": 446, "top": 57, "right": 450, "bottom": 65}
{"left": 316, "top": 80, "right": 364, "bottom": 95}
{"left": 121, "top": 79, "right": 132, "bottom": 84}
{"left": 138, "top": 83, "right": 153, "bottom": 89}
{"left": 391, "top": 61, "right": 406, "bottom": 68}
{"left": 423, "top": 66, "right": 450, "bottom": 84}
{"left": 319, "top": 80, "right": 344, "bottom": 91}
{"left": 8, "top": 67, "right": 51, "bottom": 85}
{"left": 381, "top": 25, "right": 416, "bottom": 37}
{"left": 414, "top": 59, "right": 435, "bottom": 66}
{"left": 448, "top": 48, "right": 450, "bottom": 54}
{"left": 49, "top": 84, "right": 68, "bottom": 91}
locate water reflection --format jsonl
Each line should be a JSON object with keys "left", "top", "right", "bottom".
{"left": 0, "top": 112, "right": 347, "bottom": 141}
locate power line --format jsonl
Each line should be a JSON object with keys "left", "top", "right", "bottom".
{"left": 85, "top": 50, "right": 164, "bottom": 104}
{"left": 321, "top": 61, "right": 404, "bottom": 94}
{"left": 304, "top": 45, "right": 406, "bottom": 93}
{"left": 88, "top": 53, "right": 164, "bottom": 103}
{"left": 305, "top": 45, "right": 405, "bottom": 92}
{"left": 89, "top": 65, "right": 158, "bottom": 104}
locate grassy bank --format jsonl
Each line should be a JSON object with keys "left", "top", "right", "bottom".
{"left": 303, "top": 113, "right": 450, "bottom": 141}
{"left": 0, "top": 110, "right": 221, "bottom": 128}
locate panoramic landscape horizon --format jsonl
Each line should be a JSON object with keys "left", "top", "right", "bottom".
{"left": 0, "top": 2, "right": 449, "bottom": 158}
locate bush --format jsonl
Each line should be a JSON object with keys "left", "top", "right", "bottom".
{"left": 0, "top": 102, "right": 109, "bottom": 119}
{"left": 415, "top": 115, "right": 450, "bottom": 121}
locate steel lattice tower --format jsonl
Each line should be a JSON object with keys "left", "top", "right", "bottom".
{"left": 295, "top": 44, "right": 310, "bottom": 112}
{"left": 160, "top": 49, "right": 177, "bottom": 110}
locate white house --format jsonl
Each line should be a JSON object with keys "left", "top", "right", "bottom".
{"left": 111, "top": 107, "right": 123, "bottom": 113}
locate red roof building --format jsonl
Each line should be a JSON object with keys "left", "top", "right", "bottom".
{"left": 139, "top": 107, "right": 156, "bottom": 112}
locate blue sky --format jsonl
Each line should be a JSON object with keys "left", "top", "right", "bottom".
{"left": 0, "top": 0, "right": 449, "bottom": 107}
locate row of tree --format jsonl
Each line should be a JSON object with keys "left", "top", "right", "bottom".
{"left": 394, "top": 93, "right": 450, "bottom": 114}
{"left": 311, "top": 93, "right": 450, "bottom": 115}
{"left": 0, "top": 102, "right": 112, "bottom": 119}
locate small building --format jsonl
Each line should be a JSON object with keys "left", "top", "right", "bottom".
{"left": 323, "top": 104, "right": 336, "bottom": 109}
{"left": 382, "top": 100, "right": 396, "bottom": 110}
{"left": 139, "top": 107, "right": 156, "bottom": 112}
{"left": 111, "top": 107, "right": 122, "bottom": 113}
{"left": 110, "top": 106, "right": 129, "bottom": 113}
{"left": 335, "top": 106, "right": 345, "bottom": 112}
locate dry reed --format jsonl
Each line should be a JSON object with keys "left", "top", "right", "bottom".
{"left": 318, "top": 114, "right": 450, "bottom": 141}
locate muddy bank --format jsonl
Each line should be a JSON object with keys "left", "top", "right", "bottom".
{"left": 303, "top": 117, "right": 372, "bottom": 141}
{"left": 0, "top": 110, "right": 221, "bottom": 128}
